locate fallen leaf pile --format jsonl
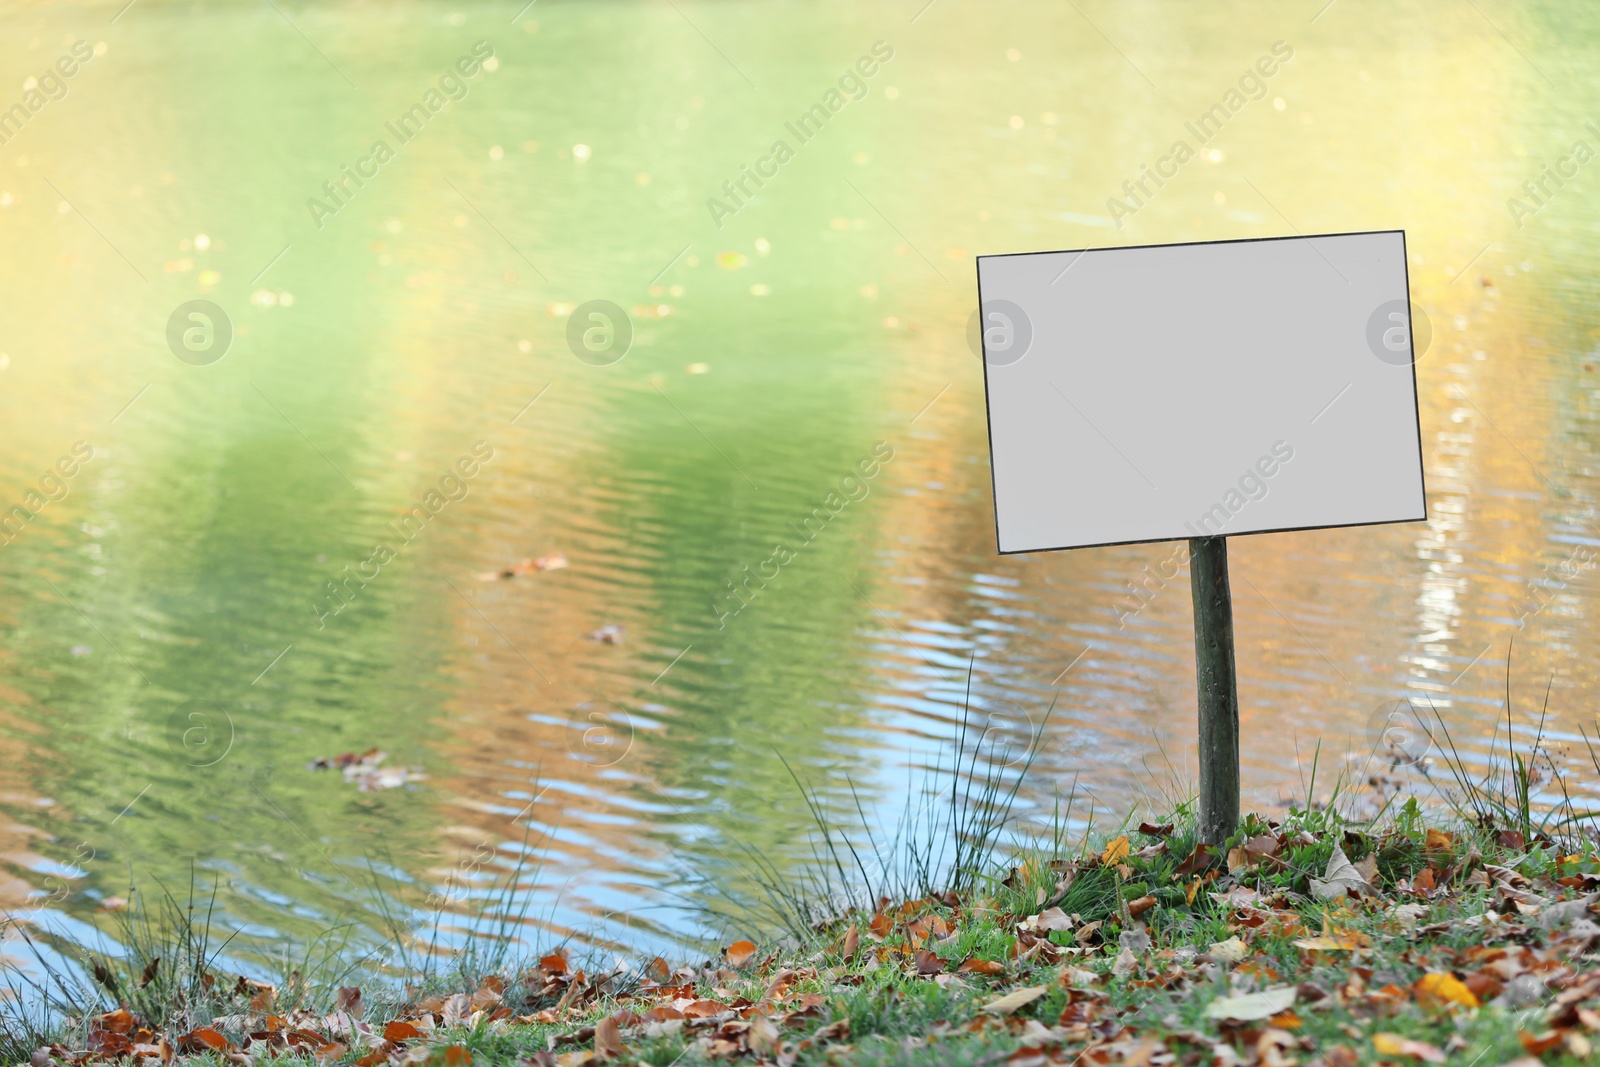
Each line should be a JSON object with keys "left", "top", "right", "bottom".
{"left": 29, "top": 812, "right": 1600, "bottom": 1067}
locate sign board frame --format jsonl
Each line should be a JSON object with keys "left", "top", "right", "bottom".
{"left": 975, "top": 229, "right": 1428, "bottom": 556}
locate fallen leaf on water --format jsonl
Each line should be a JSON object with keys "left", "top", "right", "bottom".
{"left": 1204, "top": 986, "right": 1297, "bottom": 1022}
{"left": 1373, "top": 1033, "right": 1446, "bottom": 1062}
{"left": 477, "top": 553, "right": 568, "bottom": 580}
{"left": 306, "top": 748, "right": 424, "bottom": 791}
{"left": 983, "top": 986, "right": 1048, "bottom": 1015}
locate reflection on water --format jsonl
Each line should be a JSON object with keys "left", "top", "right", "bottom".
{"left": 1, "top": 0, "right": 1599, "bottom": 967}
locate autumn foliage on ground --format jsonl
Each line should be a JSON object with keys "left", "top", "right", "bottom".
{"left": 14, "top": 791, "right": 1600, "bottom": 1067}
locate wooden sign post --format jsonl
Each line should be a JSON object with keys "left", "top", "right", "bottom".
{"left": 1189, "top": 536, "right": 1239, "bottom": 845}
{"left": 975, "top": 231, "right": 1427, "bottom": 847}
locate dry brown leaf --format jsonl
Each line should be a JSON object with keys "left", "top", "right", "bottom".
{"left": 1310, "top": 844, "right": 1380, "bottom": 901}
{"left": 441, "top": 993, "right": 470, "bottom": 1028}
{"left": 384, "top": 1021, "right": 423, "bottom": 1042}
{"left": 1245, "top": 833, "right": 1281, "bottom": 858}
{"left": 97, "top": 1009, "right": 135, "bottom": 1035}
{"left": 959, "top": 958, "right": 1005, "bottom": 975}
{"left": 983, "top": 986, "right": 1048, "bottom": 1015}
{"left": 335, "top": 986, "right": 363, "bottom": 1019}
{"left": 725, "top": 939, "right": 758, "bottom": 967}
{"left": 1207, "top": 937, "right": 1248, "bottom": 962}
{"left": 1174, "top": 843, "right": 1216, "bottom": 876}
{"left": 748, "top": 1014, "right": 782, "bottom": 1057}
{"left": 1519, "top": 1031, "right": 1564, "bottom": 1056}
{"left": 593, "top": 1016, "right": 623, "bottom": 1059}
{"left": 841, "top": 925, "right": 860, "bottom": 962}
{"left": 177, "top": 1029, "right": 230, "bottom": 1053}
{"left": 470, "top": 976, "right": 504, "bottom": 1011}
{"left": 1204, "top": 986, "right": 1296, "bottom": 1021}
{"left": 312, "top": 1042, "right": 348, "bottom": 1064}
{"left": 642, "top": 1006, "right": 684, "bottom": 1022}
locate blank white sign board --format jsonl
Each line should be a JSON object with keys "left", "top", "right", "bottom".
{"left": 976, "top": 230, "right": 1426, "bottom": 553}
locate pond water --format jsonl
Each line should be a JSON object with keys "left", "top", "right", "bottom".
{"left": 2, "top": 0, "right": 1599, "bottom": 970}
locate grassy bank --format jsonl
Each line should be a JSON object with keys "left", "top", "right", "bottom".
{"left": 8, "top": 700, "right": 1600, "bottom": 1066}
